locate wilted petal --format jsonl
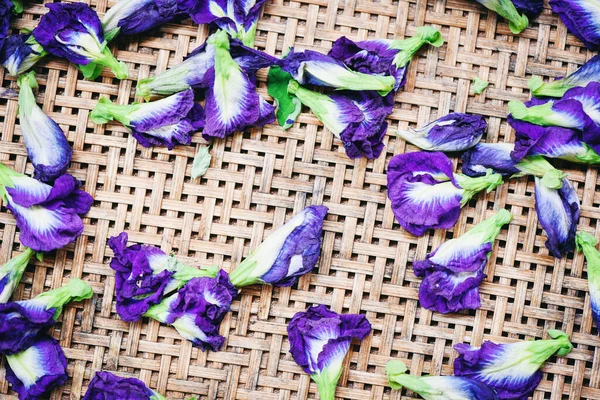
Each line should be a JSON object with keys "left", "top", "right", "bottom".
{"left": 575, "top": 232, "right": 600, "bottom": 327}
{"left": 17, "top": 72, "right": 72, "bottom": 182}
{"left": 454, "top": 330, "right": 573, "bottom": 399}
{"left": 0, "top": 0, "right": 13, "bottom": 39}
{"left": 102, "top": 0, "right": 179, "bottom": 40}
{"left": 529, "top": 55, "right": 600, "bottom": 97}
{"left": 0, "top": 34, "right": 46, "bottom": 77}
{"left": 287, "top": 305, "right": 371, "bottom": 399}
{"left": 397, "top": 113, "right": 486, "bottom": 152}
{"left": 550, "top": 0, "right": 600, "bottom": 50}
{"left": 462, "top": 143, "right": 521, "bottom": 177}
{"left": 534, "top": 176, "right": 580, "bottom": 257}
{"left": 5, "top": 336, "right": 68, "bottom": 400}
{"left": 83, "top": 371, "right": 165, "bottom": 400}
{"left": 229, "top": 205, "right": 327, "bottom": 287}
{"left": 0, "top": 248, "right": 35, "bottom": 303}
{"left": 386, "top": 360, "right": 499, "bottom": 399}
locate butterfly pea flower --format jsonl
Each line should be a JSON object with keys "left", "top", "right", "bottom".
{"left": 90, "top": 89, "right": 203, "bottom": 150}
{"left": 0, "top": 278, "right": 92, "bottom": 355}
{"left": 535, "top": 176, "right": 580, "bottom": 258}
{"left": 462, "top": 143, "right": 567, "bottom": 189}
{"left": 287, "top": 305, "right": 371, "bottom": 400}
{"left": 386, "top": 151, "right": 504, "bottom": 236}
{"left": 281, "top": 49, "right": 397, "bottom": 96}
{"left": 575, "top": 232, "right": 600, "bottom": 327}
{"left": 413, "top": 209, "right": 512, "bottom": 313}
{"left": 386, "top": 360, "right": 499, "bottom": 399}
{"left": 107, "top": 232, "right": 219, "bottom": 322}
{"left": 550, "top": 0, "right": 600, "bottom": 50}
{"left": 329, "top": 26, "right": 443, "bottom": 94}
{"left": 202, "top": 31, "right": 275, "bottom": 139}
{"left": 83, "top": 371, "right": 166, "bottom": 400}
{"left": 135, "top": 34, "right": 278, "bottom": 100}
{"left": 32, "top": 3, "right": 128, "bottom": 80}
{"left": 229, "top": 205, "right": 327, "bottom": 287}
{"left": 185, "top": 0, "right": 268, "bottom": 46}
{"left": 5, "top": 335, "right": 68, "bottom": 400}
{"left": 397, "top": 113, "right": 486, "bottom": 152}
{"left": 0, "top": 248, "right": 35, "bottom": 304}
{"left": 16, "top": 71, "right": 72, "bottom": 182}
{"left": 144, "top": 270, "right": 237, "bottom": 351}
{"left": 102, "top": 0, "right": 179, "bottom": 42}
{"left": 511, "top": 0, "right": 543, "bottom": 17}
{"left": 0, "top": 33, "right": 46, "bottom": 77}
{"left": 454, "top": 330, "right": 573, "bottom": 399}
{"left": 287, "top": 80, "right": 389, "bottom": 159}
{"left": 475, "top": 0, "right": 529, "bottom": 34}
{"left": 529, "top": 55, "right": 600, "bottom": 97}
{"left": 0, "top": 166, "right": 94, "bottom": 252}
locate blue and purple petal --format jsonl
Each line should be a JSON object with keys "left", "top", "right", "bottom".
{"left": 102, "top": 0, "right": 179, "bottom": 40}
{"left": 550, "top": 0, "right": 600, "bottom": 50}
{"left": 0, "top": 34, "right": 46, "bottom": 77}
{"left": 461, "top": 143, "right": 521, "bottom": 177}
{"left": 83, "top": 371, "right": 162, "bottom": 400}
{"left": 529, "top": 55, "right": 600, "bottom": 97}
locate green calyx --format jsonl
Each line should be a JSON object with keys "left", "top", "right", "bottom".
{"left": 135, "top": 67, "right": 192, "bottom": 101}
{"left": 11, "top": 0, "right": 23, "bottom": 14}
{"left": 235, "top": 22, "right": 258, "bottom": 47}
{"left": 527, "top": 330, "right": 573, "bottom": 362}
{"left": 472, "top": 77, "right": 489, "bottom": 94}
{"left": 90, "top": 97, "right": 138, "bottom": 126}
{"left": 268, "top": 66, "right": 302, "bottom": 130}
{"left": 311, "top": 367, "right": 343, "bottom": 400}
{"left": 172, "top": 264, "right": 219, "bottom": 282}
{"left": 144, "top": 294, "right": 175, "bottom": 323}
{"left": 16, "top": 71, "right": 39, "bottom": 116}
{"left": 79, "top": 47, "right": 128, "bottom": 80}
{"left": 229, "top": 258, "right": 260, "bottom": 288}
{"left": 576, "top": 232, "right": 600, "bottom": 282}
{"left": 528, "top": 76, "right": 572, "bottom": 98}
{"left": 455, "top": 169, "right": 504, "bottom": 206}
{"left": 508, "top": 100, "right": 574, "bottom": 128}
{"left": 0, "top": 163, "right": 23, "bottom": 190}
{"left": 287, "top": 80, "right": 344, "bottom": 135}
{"left": 574, "top": 143, "right": 600, "bottom": 165}
{"left": 461, "top": 209, "right": 512, "bottom": 245}
{"left": 104, "top": 27, "right": 121, "bottom": 44}
{"left": 488, "top": 0, "right": 528, "bottom": 34}
{"left": 0, "top": 248, "right": 36, "bottom": 303}
{"left": 34, "top": 278, "right": 93, "bottom": 320}
{"left": 389, "top": 26, "right": 444, "bottom": 68}
{"left": 386, "top": 360, "right": 436, "bottom": 395}
{"left": 515, "top": 156, "right": 566, "bottom": 189}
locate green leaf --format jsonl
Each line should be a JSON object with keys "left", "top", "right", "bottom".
{"left": 11, "top": 0, "right": 23, "bottom": 14}
{"left": 78, "top": 62, "right": 105, "bottom": 80}
{"left": 267, "top": 66, "right": 302, "bottom": 130}
{"left": 191, "top": 146, "right": 212, "bottom": 179}
{"left": 472, "top": 77, "right": 489, "bottom": 94}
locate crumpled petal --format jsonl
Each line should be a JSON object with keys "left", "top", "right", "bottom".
{"left": 0, "top": 34, "right": 46, "bottom": 77}
{"left": 512, "top": 0, "right": 543, "bottom": 17}
{"left": 534, "top": 176, "right": 580, "bottom": 258}
{"left": 102, "top": 0, "right": 179, "bottom": 39}
{"left": 0, "top": 0, "right": 13, "bottom": 40}
{"left": 0, "top": 300, "right": 55, "bottom": 354}
{"left": 5, "top": 335, "right": 68, "bottom": 400}
{"left": 462, "top": 142, "right": 521, "bottom": 177}
{"left": 550, "top": 0, "right": 600, "bottom": 50}
{"left": 82, "top": 371, "right": 162, "bottom": 400}
{"left": 2, "top": 172, "right": 93, "bottom": 252}
{"left": 397, "top": 113, "right": 486, "bottom": 152}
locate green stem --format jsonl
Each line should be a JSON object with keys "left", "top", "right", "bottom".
{"left": 455, "top": 170, "right": 504, "bottom": 205}
{"left": 515, "top": 156, "right": 566, "bottom": 189}
{"left": 576, "top": 232, "right": 600, "bottom": 289}
{"left": 95, "top": 47, "right": 128, "bottom": 79}
{"left": 90, "top": 97, "right": 136, "bottom": 126}
{"left": 528, "top": 76, "right": 572, "bottom": 98}
{"left": 508, "top": 100, "right": 578, "bottom": 128}
{"left": 16, "top": 71, "right": 38, "bottom": 116}
{"left": 34, "top": 278, "right": 93, "bottom": 319}
{"left": 461, "top": 209, "right": 512, "bottom": 244}
{"left": 389, "top": 26, "right": 444, "bottom": 67}
{"left": 311, "top": 371, "right": 340, "bottom": 400}
{"left": 0, "top": 248, "right": 36, "bottom": 303}
{"left": 287, "top": 80, "right": 344, "bottom": 135}
{"left": 229, "top": 259, "right": 260, "bottom": 287}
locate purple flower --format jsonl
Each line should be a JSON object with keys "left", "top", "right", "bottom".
{"left": 474, "top": 0, "right": 529, "bottom": 34}
{"left": 102, "top": 0, "right": 179, "bottom": 41}
{"left": 454, "top": 330, "right": 573, "bottom": 399}
{"left": 0, "top": 166, "right": 94, "bottom": 252}
{"left": 386, "top": 151, "right": 504, "bottom": 236}
{"left": 0, "top": 34, "right": 46, "bottom": 77}
{"left": 575, "top": 232, "right": 600, "bottom": 328}
{"left": 328, "top": 26, "right": 443, "bottom": 98}
{"left": 287, "top": 305, "right": 371, "bottom": 400}
{"left": 90, "top": 89, "right": 203, "bottom": 150}
{"left": 0, "top": 0, "right": 14, "bottom": 40}
{"left": 229, "top": 205, "right": 327, "bottom": 287}
{"left": 5, "top": 335, "right": 68, "bottom": 400}
{"left": 397, "top": 113, "right": 486, "bottom": 152}
{"left": 185, "top": 0, "right": 268, "bottom": 46}
{"left": 281, "top": 49, "right": 396, "bottom": 95}
{"left": 534, "top": 176, "right": 580, "bottom": 258}
{"left": 202, "top": 31, "right": 275, "bottom": 140}
{"left": 413, "top": 209, "right": 512, "bottom": 313}
{"left": 287, "top": 81, "right": 389, "bottom": 159}
{"left": 108, "top": 232, "right": 218, "bottom": 322}
{"left": 550, "top": 0, "right": 600, "bottom": 50}
{"left": 511, "top": 0, "right": 543, "bottom": 18}
{"left": 17, "top": 72, "right": 72, "bottom": 182}
{"left": 144, "top": 270, "right": 237, "bottom": 351}
{"left": 386, "top": 360, "right": 499, "bottom": 399}
{"left": 135, "top": 34, "right": 278, "bottom": 100}
{"left": 32, "top": 3, "right": 128, "bottom": 79}
{"left": 0, "top": 278, "right": 92, "bottom": 355}
{"left": 529, "top": 55, "right": 600, "bottom": 98}
{"left": 83, "top": 371, "right": 165, "bottom": 400}
{"left": 0, "top": 248, "right": 35, "bottom": 304}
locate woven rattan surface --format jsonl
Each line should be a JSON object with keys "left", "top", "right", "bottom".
{"left": 1, "top": 0, "right": 600, "bottom": 399}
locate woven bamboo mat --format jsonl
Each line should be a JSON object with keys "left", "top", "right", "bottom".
{"left": 1, "top": 0, "right": 600, "bottom": 398}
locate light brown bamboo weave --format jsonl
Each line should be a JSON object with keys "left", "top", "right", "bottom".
{"left": 1, "top": 0, "right": 600, "bottom": 398}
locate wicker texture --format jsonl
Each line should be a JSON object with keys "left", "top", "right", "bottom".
{"left": 1, "top": 0, "right": 600, "bottom": 398}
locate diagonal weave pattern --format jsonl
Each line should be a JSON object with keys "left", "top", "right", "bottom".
{"left": 1, "top": 0, "right": 600, "bottom": 398}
